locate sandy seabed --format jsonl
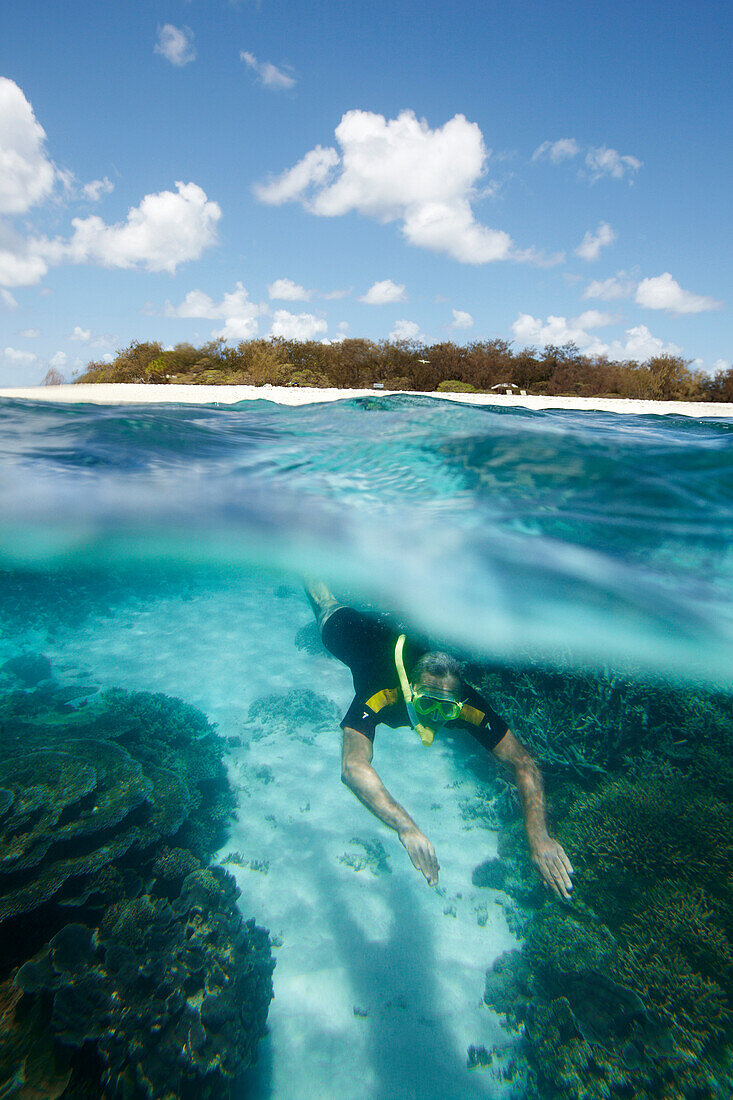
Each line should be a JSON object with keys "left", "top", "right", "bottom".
{"left": 1, "top": 381, "right": 732, "bottom": 416}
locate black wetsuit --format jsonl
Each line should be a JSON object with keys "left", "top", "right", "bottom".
{"left": 322, "top": 607, "right": 509, "bottom": 751}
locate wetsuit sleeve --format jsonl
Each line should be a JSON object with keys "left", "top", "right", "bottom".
{"left": 340, "top": 695, "right": 378, "bottom": 742}
{"left": 455, "top": 685, "right": 509, "bottom": 751}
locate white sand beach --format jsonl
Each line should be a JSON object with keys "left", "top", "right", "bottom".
{"left": 1, "top": 381, "right": 732, "bottom": 416}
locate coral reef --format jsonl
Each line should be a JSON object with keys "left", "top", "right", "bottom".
{"left": 246, "top": 687, "right": 340, "bottom": 740}
{"left": 0, "top": 661, "right": 274, "bottom": 1099}
{"left": 484, "top": 764, "right": 733, "bottom": 1098}
{"left": 338, "top": 837, "right": 392, "bottom": 876}
{"left": 474, "top": 663, "right": 733, "bottom": 781}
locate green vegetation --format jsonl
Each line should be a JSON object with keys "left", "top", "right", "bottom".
{"left": 75, "top": 337, "right": 733, "bottom": 402}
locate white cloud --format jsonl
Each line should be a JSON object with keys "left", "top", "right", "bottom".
{"left": 583, "top": 273, "right": 635, "bottom": 301}
{"left": 449, "top": 309, "right": 474, "bottom": 329}
{"left": 635, "top": 272, "right": 722, "bottom": 314}
{"left": 269, "top": 310, "right": 327, "bottom": 340}
{"left": 3, "top": 346, "right": 36, "bottom": 363}
{"left": 39, "top": 182, "right": 221, "bottom": 274}
{"left": 532, "top": 138, "right": 580, "bottom": 163}
{"left": 69, "top": 325, "right": 91, "bottom": 342}
{"left": 240, "top": 51, "right": 296, "bottom": 90}
{"left": 0, "top": 78, "right": 56, "bottom": 214}
{"left": 164, "top": 281, "right": 263, "bottom": 340}
{"left": 359, "top": 279, "right": 406, "bottom": 305}
{"left": 321, "top": 287, "right": 351, "bottom": 300}
{"left": 1, "top": 289, "right": 18, "bottom": 309}
{"left": 0, "top": 245, "right": 48, "bottom": 287}
{"left": 607, "top": 325, "right": 683, "bottom": 361}
{"left": 389, "top": 318, "right": 423, "bottom": 342}
{"left": 82, "top": 177, "right": 114, "bottom": 202}
{"left": 575, "top": 221, "right": 616, "bottom": 261}
{"left": 533, "top": 136, "right": 642, "bottom": 183}
{"left": 711, "top": 359, "right": 730, "bottom": 373}
{"left": 49, "top": 350, "right": 67, "bottom": 368}
{"left": 19, "top": 328, "right": 39, "bottom": 337}
{"left": 268, "top": 277, "right": 312, "bottom": 300}
{"left": 512, "top": 311, "right": 682, "bottom": 362}
{"left": 573, "top": 310, "right": 615, "bottom": 329}
{"left": 512, "top": 313, "right": 611, "bottom": 356}
{"left": 255, "top": 109, "right": 515, "bottom": 264}
{"left": 155, "top": 25, "right": 196, "bottom": 67}
{"left": 585, "top": 146, "right": 642, "bottom": 182}
{"left": 254, "top": 146, "right": 340, "bottom": 205}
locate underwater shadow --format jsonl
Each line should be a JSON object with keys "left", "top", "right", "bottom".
{"left": 305, "top": 832, "right": 496, "bottom": 1100}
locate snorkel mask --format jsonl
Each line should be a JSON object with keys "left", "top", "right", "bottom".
{"left": 394, "top": 635, "right": 463, "bottom": 747}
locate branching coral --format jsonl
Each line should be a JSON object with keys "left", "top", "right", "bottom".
{"left": 486, "top": 767, "right": 733, "bottom": 1098}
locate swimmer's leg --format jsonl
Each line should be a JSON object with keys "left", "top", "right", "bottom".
{"left": 303, "top": 579, "right": 344, "bottom": 632}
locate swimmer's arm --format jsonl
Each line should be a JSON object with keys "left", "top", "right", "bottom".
{"left": 341, "top": 725, "right": 439, "bottom": 886}
{"left": 492, "top": 730, "right": 574, "bottom": 900}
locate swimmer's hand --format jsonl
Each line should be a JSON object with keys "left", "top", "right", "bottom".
{"left": 399, "top": 825, "right": 440, "bottom": 886}
{"left": 530, "top": 836, "right": 574, "bottom": 900}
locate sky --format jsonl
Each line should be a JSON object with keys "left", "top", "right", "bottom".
{"left": 0, "top": 0, "right": 731, "bottom": 385}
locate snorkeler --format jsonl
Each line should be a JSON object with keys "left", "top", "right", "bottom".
{"left": 305, "top": 582, "right": 574, "bottom": 899}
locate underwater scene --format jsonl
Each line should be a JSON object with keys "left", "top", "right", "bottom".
{"left": 0, "top": 393, "right": 731, "bottom": 1100}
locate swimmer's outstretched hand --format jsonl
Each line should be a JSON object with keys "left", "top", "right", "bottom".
{"left": 399, "top": 825, "right": 440, "bottom": 886}
{"left": 531, "top": 836, "right": 574, "bottom": 900}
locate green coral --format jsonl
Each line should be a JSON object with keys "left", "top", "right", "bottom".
{"left": 488, "top": 768, "right": 733, "bottom": 1098}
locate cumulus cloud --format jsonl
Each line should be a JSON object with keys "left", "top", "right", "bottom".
{"left": 269, "top": 310, "right": 327, "bottom": 340}
{"left": 0, "top": 243, "right": 48, "bottom": 287}
{"left": 155, "top": 25, "right": 196, "bottom": 67}
{"left": 449, "top": 309, "right": 474, "bottom": 329}
{"left": 38, "top": 182, "right": 221, "bottom": 274}
{"left": 268, "top": 277, "right": 311, "bottom": 300}
{"left": 512, "top": 311, "right": 682, "bottom": 362}
{"left": 255, "top": 146, "right": 340, "bottom": 206}
{"left": 240, "top": 51, "right": 296, "bottom": 90}
{"left": 164, "top": 281, "right": 263, "bottom": 340}
{"left": 69, "top": 325, "right": 91, "bottom": 342}
{"left": 607, "top": 325, "right": 683, "bottom": 361}
{"left": 49, "top": 350, "right": 67, "bottom": 368}
{"left": 635, "top": 272, "right": 722, "bottom": 314}
{"left": 1, "top": 290, "right": 18, "bottom": 309}
{"left": 533, "top": 135, "right": 641, "bottom": 183}
{"left": 255, "top": 109, "right": 515, "bottom": 264}
{"left": 711, "top": 358, "right": 730, "bottom": 373}
{"left": 583, "top": 273, "right": 635, "bottom": 301}
{"left": 532, "top": 138, "right": 580, "bottom": 163}
{"left": 19, "top": 327, "right": 39, "bottom": 337}
{"left": 575, "top": 221, "right": 616, "bottom": 261}
{"left": 3, "top": 346, "right": 36, "bottom": 363}
{"left": 389, "top": 318, "right": 423, "bottom": 342}
{"left": 512, "top": 312, "right": 611, "bottom": 356}
{"left": 82, "top": 177, "right": 114, "bottom": 202}
{"left": 359, "top": 279, "right": 406, "bottom": 305}
{"left": 0, "top": 78, "right": 56, "bottom": 214}
{"left": 585, "top": 146, "right": 642, "bottom": 182}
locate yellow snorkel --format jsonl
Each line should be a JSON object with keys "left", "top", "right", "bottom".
{"left": 395, "top": 634, "right": 435, "bottom": 746}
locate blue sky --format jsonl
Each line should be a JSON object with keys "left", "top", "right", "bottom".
{"left": 1, "top": 0, "right": 730, "bottom": 384}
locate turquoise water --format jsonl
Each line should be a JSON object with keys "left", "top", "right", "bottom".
{"left": 0, "top": 395, "right": 732, "bottom": 1099}
{"left": 1, "top": 395, "right": 732, "bottom": 683}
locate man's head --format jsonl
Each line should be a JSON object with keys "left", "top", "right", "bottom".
{"left": 410, "top": 652, "right": 464, "bottom": 726}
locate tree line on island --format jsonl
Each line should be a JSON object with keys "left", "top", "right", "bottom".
{"left": 50, "top": 336, "right": 733, "bottom": 402}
